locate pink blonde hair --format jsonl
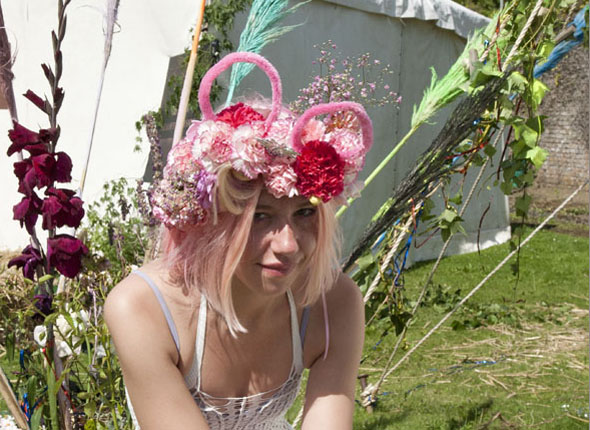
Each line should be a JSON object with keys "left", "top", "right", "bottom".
{"left": 160, "top": 166, "right": 341, "bottom": 335}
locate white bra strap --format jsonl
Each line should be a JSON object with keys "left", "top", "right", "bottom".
{"left": 286, "top": 290, "right": 303, "bottom": 372}
{"left": 195, "top": 296, "right": 208, "bottom": 391}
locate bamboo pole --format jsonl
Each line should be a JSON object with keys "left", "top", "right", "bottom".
{"left": 172, "top": 0, "right": 207, "bottom": 147}
{"left": 0, "top": 366, "right": 28, "bottom": 429}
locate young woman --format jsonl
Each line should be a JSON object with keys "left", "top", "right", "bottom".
{"left": 105, "top": 52, "right": 373, "bottom": 430}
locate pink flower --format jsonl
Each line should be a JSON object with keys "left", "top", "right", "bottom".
{"left": 41, "top": 187, "right": 85, "bottom": 230}
{"left": 301, "top": 119, "right": 326, "bottom": 144}
{"left": 230, "top": 124, "right": 269, "bottom": 179}
{"left": 8, "top": 245, "right": 43, "bottom": 280}
{"left": 47, "top": 235, "right": 88, "bottom": 278}
{"left": 328, "top": 129, "right": 365, "bottom": 174}
{"left": 216, "top": 102, "right": 264, "bottom": 128}
{"left": 164, "top": 139, "right": 195, "bottom": 177}
{"left": 265, "top": 118, "right": 293, "bottom": 145}
{"left": 293, "top": 140, "right": 344, "bottom": 202}
{"left": 264, "top": 162, "right": 298, "bottom": 199}
{"left": 191, "top": 121, "right": 234, "bottom": 166}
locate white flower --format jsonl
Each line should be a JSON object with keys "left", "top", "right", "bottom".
{"left": 33, "top": 307, "right": 90, "bottom": 358}
{"left": 95, "top": 344, "right": 107, "bottom": 359}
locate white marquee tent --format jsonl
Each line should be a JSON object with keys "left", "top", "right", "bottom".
{"left": 1, "top": 0, "right": 509, "bottom": 263}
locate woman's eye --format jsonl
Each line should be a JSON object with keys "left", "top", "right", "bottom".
{"left": 254, "top": 212, "right": 269, "bottom": 221}
{"left": 296, "top": 207, "right": 317, "bottom": 217}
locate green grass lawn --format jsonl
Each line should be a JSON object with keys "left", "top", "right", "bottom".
{"left": 349, "top": 227, "right": 589, "bottom": 429}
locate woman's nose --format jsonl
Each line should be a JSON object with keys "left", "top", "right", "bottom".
{"left": 271, "top": 223, "right": 300, "bottom": 255}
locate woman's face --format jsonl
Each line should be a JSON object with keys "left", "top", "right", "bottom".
{"left": 233, "top": 190, "right": 318, "bottom": 297}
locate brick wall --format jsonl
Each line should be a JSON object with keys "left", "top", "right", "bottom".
{"left": 537, "top": 44, "right": 589, "bottom": 188}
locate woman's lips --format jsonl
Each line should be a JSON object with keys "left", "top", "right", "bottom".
{"left": 259, "top": 263, "right": 292, "bottom": 277}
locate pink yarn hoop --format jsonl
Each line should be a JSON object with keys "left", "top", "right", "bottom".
{"left": 198, "top": 52, "right": 283, "bottom": 131}
{"left": 290, "top": 102, "right": 373, "bottom": 153}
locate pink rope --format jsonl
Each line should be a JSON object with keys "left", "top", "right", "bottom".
{"left": 198, "top": 52, "right": 283, "bottom": 131}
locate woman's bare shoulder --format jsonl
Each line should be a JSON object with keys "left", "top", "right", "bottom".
{"left": 325, "top": 272, "right": 364, "bottom": 319}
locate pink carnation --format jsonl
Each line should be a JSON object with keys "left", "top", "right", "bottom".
{"left": 265, "top": 118, "right": 293, "bottom": 145}
{"left": 230, "top": 124, "right": 269, "bottom": 179}
{"left": 191, "top": 120, "right": 234, "bottom": 166}
{"left": 328, "top": 129, "right": 365, "bottom": 174}
{"left": 265, "top": 162, "right": 298, "bottom": 199}
{"left": 216, "top": 102, "right": 265, "bottom": 128}
{"left": 301, "top": 119, "right": 326, "bottom": 144}
{"left": 165, "top": 139, "right": 194, "bottom": 177}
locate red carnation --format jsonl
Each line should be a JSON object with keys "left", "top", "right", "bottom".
{"left": 293, "top": 140, "right": 345, "bottom": 202}
{"left": 47, "top": 234, "right": 88, "bottom": 278}
{"left": 216, "top": 102, "right": 264, "bottom": 128}
{"left": 42, "top": 187, "right": 85, "bottom": 230}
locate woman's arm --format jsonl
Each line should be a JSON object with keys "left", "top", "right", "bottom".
{"left": 301, "top": 274, "right": 365, "bottom": 430}
{"left": 104, "top": 277, "right": 210, "bottom": 430}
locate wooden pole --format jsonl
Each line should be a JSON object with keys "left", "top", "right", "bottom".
{"left": 172, "top": 0, "right": 207, "bottom": 147}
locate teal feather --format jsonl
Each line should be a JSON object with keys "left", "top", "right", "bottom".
{"left": 225, "top": 0, "right": 307, "bottom": 105}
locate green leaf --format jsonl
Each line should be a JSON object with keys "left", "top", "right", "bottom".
{"left": 449, "top": 192, "right": 463, "bottom": 205}
{"left": 38, "top": 274, "right": 54, "bottom": 283}
{"left": 526, "top": 146, "right": 548, "bottom": 168}
{"left": 483, "top": 144, "right": 497, "bottom": 157}
{"left": 507, "top": 71, "right": 527, "bottom": 91}
{"left": 356, "top": 253, "right": 376, "bottom": 272}
{"left": 30, "top": 405, "right": 44, "bottom": 430}
{"left": 531, "top": 79, "right": 549, "bottom": 109}
{"left": 515, "top": 194, "right": 532, "bottom": 215}
{"left": 500, "top": 181, "right": 513, "bottom": 195}
{"left": 440, "top": 208, "right": 458, "bottom": 223}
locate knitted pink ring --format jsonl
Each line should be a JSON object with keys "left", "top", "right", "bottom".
{"left": 290, "top": 102, "right": 373, "bottom": 154}
{"left": 198, "top": 52, "right": 283, "bottom": 131}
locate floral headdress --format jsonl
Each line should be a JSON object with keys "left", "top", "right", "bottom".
{"left": 152, "top": 52, "right": 373, "bottom": 229}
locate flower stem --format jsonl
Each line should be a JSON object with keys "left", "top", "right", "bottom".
{"left": 336, "top": 126, "right": 418, "bottom": 218}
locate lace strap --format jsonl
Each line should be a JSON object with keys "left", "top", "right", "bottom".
{"left": 132, "top": 270, "right": 181, "bottom": 356}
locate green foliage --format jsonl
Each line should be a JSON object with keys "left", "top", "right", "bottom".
{"left": 82, "top": 178, "right": 148, "bottom": 279}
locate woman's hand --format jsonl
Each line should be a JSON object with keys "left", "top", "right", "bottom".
{"left": 301, "top": 274, "right": 365, "bottom": 430}
{"left": 105, "top": 276, "right": 210, "bottom": 430}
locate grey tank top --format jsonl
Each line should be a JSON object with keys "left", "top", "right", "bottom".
{"left": 127, "top": 270, "right": 310, "bottom": 429}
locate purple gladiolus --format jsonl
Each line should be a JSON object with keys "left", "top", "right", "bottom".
{"left": 13, "top": 151, "right": 72, "bottom": 193}
{"left": 7, "top": 121, "right": 55, "bottom": 156}
{"left": 13, "top": 192, "right": 43, "bottom": 233}
{"left": 42, "top": 187, "right": 85, "bottom": 230}
{"left": 7, "top": 245, "right": 43, "bottom": 280}
{"left": 47, "top": 235, "right": 88, "bottom": 278}
{"left": 33, "top": 294, "right": 53, "bottom": 316}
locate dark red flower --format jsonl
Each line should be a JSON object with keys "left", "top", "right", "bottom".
{"left": 47, "top": 235, "right": 88, "bottom": 278}
{"left": 216, "top": 102, "right": 264, "bottom": 128}
{"left": 13, "top": 151, "right": 72, "bottom": 193}
{"left": 293, "top": 140, "right": 345, "bottom": 202}
{"left": 7, "top": 245, "right": 43, "bottom": 280}
{"left": 42, "top": 187, "right": 85, "bottom": 230}
{"left": 7, "top": 121, "right": 54, "bottom": 156}
{"left": 13, "top": 192, "right": 43, "bottom": 233}
{"left": 24, "top": 90, "right": 47, "bottom": 113}
{"left": 33, "top": 294, "right": 53, "bottom": 316}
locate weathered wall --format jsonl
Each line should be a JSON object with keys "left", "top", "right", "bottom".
{"left": 537, "top": 44, "right": 589, "bottom": 188}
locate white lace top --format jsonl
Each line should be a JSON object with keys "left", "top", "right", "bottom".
{"left": 127, "top": 271, "right": 308, "bottom": 429}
